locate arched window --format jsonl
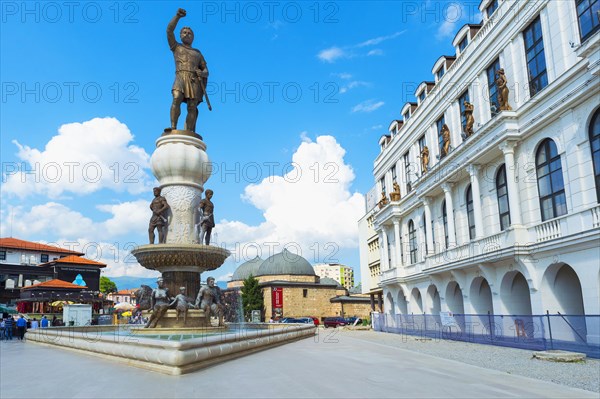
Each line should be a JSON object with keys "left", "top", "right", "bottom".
{"left": 466, "top": 185, "right": 476, "bottom": 240}
{"left": 589, "top": 109, "right": 600, "bottom": 202}
{"left": 536, "top": 139, "right": 567, "bottom": 221}
{"left": 442, "top": 200, "right": 449, "bottom": 249}
{"left": 408, "top": 220, "right": 417, "bottom": 264}
{"left": 496, "top": 164, "right": 511, "bottom": 230}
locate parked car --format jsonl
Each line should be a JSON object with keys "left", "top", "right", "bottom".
{"left": 345, "top": 317, "right": 363, "bottom": 325}
{"left": 294, "top": 317, "right": 317, "bottom": 325}
{"left": 323, "top": 317, "right": 347, "bottom": 328}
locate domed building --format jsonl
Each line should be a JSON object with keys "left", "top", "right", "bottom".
{"left": 228, "top": 250, "right": 371, "bottom": 321}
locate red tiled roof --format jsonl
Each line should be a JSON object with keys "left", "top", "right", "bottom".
{"left": 38, "top": 255, "right": 106, "bottom": 268}
{"left": 22, "top": 279, "right": 87, "bottom": 290}
{"left": 0, "top": 237, "right": 83, "bottom": 255}
{"left": 115, "top": 289, "right": 135, "bottom": 295}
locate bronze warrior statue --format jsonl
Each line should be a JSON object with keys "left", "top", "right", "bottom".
{"left": 144, "top": 277, "right": 171, "bottom": 328}
{"left": 149, "top": 187, "right": 170, "bottom": 244}
{"left": 195, "top": 276, "right": 223, "bottom": 327}
{"left": 197, "top": 189, "right": 215, "bottom": 245}
{"left": 167, "top": 8, "right": 210, "bottom": 133}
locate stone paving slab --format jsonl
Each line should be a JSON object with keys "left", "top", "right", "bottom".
{"left": 0, "top": 329, "right": 597, "bottom": 398}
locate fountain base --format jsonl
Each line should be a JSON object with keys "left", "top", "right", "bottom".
{"left": 27, "top": 324, "right": 316, "bottom": 375}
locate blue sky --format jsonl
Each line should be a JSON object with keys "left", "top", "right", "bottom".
{"left": 1, "top": 1, "right": 481, "bottom": 283}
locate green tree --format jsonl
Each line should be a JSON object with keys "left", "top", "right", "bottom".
{"left": 241, "top": 275, "right": 264, "bottom": 321}
{"left": 99, "top": 276, "right": 118, "bottom": 294}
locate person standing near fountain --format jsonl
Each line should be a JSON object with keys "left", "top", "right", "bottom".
{"left": 145, "top": 277, "right": 171, "bottom": 328}
{"left": 148, "top": 187, "right": 170, "bottom": 244}
{"left": 195, "top": 277, "right": 223, "bottom": 326}
{"left": 197, "top": 189, "right": 215, "bottom": 245}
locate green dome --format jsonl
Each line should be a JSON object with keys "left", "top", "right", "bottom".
{"left": 256, "top": 249, "right": 315, "bottom": 276}
{"left": 231, "top": 256, "right": 263, "bottom": 281}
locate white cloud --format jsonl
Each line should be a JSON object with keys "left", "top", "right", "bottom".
{"left": 352, "top": 100, "right": 385, "bottom": 113}
{"left": 318, "top": 47, "right": 346, "bottom": 63}
{"left": 317, "top": 31, "right": 404, "bottom": 63}
{"left": 357, "top": 31, "right": 405, "bottom": 47}
{"left": 2, "top": 117, "right": 152, "bottom": 199}
{"left": 216, "top": 135, "right": 365, "bottom": 263}
{"left": 436, "top": 3, "right": 465, "bottom": 39}
{"left": 367, "top": 49, "right": 384, "bottom": 57}
{"left": 0, "top": 200, "right": 154, "bottom": 277}
{"left": 339, "top": 81, "right": 370, "bottom": 94}
{"left": 216, "top": 272, "right": 234, "bottom": 282}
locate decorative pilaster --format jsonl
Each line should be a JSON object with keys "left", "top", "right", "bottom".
{"left": 441, "top": 183, "right": 456, "bottom": 247}
{"left": 499, "top": 141, "right": 522, "bottom": 225}
{"left": 422, "top": 197, "right": 434, "bottom": 255}
{"left": 467, "top": 164, "right": 484, "bottom": 239}
{"left": 393, "top": 220, "right": 402, "bottom": 268}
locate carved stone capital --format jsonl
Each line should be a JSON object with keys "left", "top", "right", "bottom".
{"left": 441, "top": 182, "right": 453, "bottom": 193}
{"left": 499, "top": 140, "right": 518, "bottom": 155}
{"left": 466, "top": 164, "right": 480, "bottom": 177}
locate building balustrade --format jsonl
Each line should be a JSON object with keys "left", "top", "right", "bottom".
{"left": 379, "top": 205, "right": 599, "bottom": 279}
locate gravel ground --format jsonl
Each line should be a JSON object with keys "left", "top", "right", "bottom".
{"left": 342, "top": 329, "right": 600, "bottom": 393}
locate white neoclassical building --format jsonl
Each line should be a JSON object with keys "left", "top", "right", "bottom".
{"left": 358, "top": 0, "right": 600, "bottom": 344}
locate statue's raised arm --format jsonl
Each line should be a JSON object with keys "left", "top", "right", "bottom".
{"left": 167, "top": 8, "right": 186, "bottom": 50}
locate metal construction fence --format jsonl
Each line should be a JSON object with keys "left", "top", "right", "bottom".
{"left": 372, "top": 312, "right": 600, "bottom": 358}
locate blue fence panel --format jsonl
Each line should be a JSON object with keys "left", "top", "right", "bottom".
{"left": 371, "top": 312, "right": 600, "bottom": 358}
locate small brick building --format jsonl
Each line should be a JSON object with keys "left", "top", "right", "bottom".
{"left": 227, "top": 250, "right": 371, "bottom": 321}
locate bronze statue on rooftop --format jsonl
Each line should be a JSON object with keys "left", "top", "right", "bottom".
{"left": 463, "top": 101, "right": 475, "bottom": 137}
{"left": 496, "top": 69, "right": 512, "bottom": 111}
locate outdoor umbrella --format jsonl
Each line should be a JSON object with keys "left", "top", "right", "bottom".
{"left": 49, "top": 301, "right": 74, "bottom": 307}
{"left": 0, "top": 305, "right": 17, "bottom": 314}
{"left": 114, "top": 302, "right": 135, "bottom": 311}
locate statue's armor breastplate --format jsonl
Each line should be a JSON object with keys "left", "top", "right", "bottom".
{"left": 174, "top": 45, "right": 203, "bottom": 72}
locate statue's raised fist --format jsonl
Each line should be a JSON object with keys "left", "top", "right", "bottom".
{"left": 177, "top": 8, "right": 187, "bottom": 17}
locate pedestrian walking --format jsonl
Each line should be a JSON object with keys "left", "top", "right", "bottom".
{"left": 16, "top": 315, "right": 27, "bottom": 340}
{"left": 30, "top": 318, "right": 39, "bottom": 329}
{"left": 4, "top": 316, "right": 14, "bottom": 340}
{"left": 40, "top": 315, "right": 49, "bottom": 328}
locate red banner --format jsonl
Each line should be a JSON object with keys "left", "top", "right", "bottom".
{"left": 271, "top": 287, "right": 283, "bottom": 309}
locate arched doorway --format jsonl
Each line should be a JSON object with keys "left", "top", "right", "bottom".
{"left": 445, "top": 281, "right": 465, "bottom": 314}
{"left": 542, "top": 264, "right": 586, "bottom": 342}
{"left": 500, "top": 271, "right": 532, "bottom": 315}
{"left": 396, "top": 289, "right": 408, "bottom": 315}
{"left": 411, "top": 288, "right": 423, "bottom": 314}
{"left": 426, "top": 284, "right": 441, "bottom": 315}
{"left": 469, "top": 277, "right": 494, "bottom": 336}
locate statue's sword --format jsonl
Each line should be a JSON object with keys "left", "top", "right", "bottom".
{"left": 198, "top": 76, "right": 212, "bottom": 111}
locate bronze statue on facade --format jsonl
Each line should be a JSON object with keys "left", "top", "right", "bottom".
{"left": 496, "top": 69, "right": 512, "bottom": 111}
{"left": 144, "top": 277, "right": 171, "bottom": 328}
{"left": 169, "top": 286, "right": 194, "bottom": 325}
{"left": 463, "top": 101, "right": 475, "bottom": 137}
{"left": 390, "top": 181, "right": 401, "bottom": 201}
{"left": 441, "top": 124, "right": 451, "bottom": 157}
{"left": 197, "top": 189, "right": 215, "bottom": 245}
{"left": 378, "top": 190, "right": 389, "bottom": 209}
{"left": 167, "top": 8, "right": 210, "bottom": 133}
{"left": 195, "top": 277, "right": 223, "bottom": 326}
{"left": 421, "top": 146, "right": 430, "bottom": 173}
{"left": 149, "top": 187, "right": 170, "bottom": 244}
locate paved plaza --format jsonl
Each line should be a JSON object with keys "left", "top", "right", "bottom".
{"left": 1, "top": 329, "right": 598, "bottom": 398}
